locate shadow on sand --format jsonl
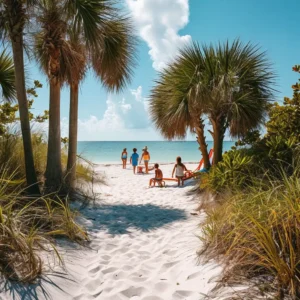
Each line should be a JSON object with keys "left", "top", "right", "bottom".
{"left": 0, "top": 272, "right": 72, "bottom": 300}
{"left": 80, "top": 203, "right": 187, "bottom": 235}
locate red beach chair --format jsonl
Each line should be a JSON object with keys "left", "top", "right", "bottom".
{"left": 137, "top": 166, "right": 144, "bottom": 174}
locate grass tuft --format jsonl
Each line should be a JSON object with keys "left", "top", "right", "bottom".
{"left": 200, "top": 168, "right": 300, "bottom": 298}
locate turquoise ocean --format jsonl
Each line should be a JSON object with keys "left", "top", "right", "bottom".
{"left": 77, "top": 141, "right": 235, "bottom": 164}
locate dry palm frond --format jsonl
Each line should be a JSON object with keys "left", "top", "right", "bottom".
{"left": 92, "top": 16, "right": 137, "bottom": 92}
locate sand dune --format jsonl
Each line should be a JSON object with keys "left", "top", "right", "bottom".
{"left": 0, "top": 164, "right": 225, "bottom": 300}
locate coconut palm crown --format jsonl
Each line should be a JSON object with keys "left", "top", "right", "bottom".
{"left": 150, "top": 39, "right": 276, "bottom": 165}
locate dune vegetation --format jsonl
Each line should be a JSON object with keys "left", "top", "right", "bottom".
{"left": 0, "top": 0, "right": 136, "bottom": 283}
{"left": 199, "top": 67, "right": 300, "bottom": 299}
{"left": 150, "top": 38, "right": 300, "bottom": 298}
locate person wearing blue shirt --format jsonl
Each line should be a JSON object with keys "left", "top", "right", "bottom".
{"left": 130, "top": 148, "right": 139, "bottom": 174}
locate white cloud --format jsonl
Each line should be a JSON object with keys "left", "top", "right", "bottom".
{"left": 76, "top": 86, "right": 151, "bottom": 140}
{"left": 126, "top": 0, "right": 191, "bottom": 71}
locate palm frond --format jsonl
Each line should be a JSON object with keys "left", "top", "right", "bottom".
{"left": 150, "top": 38, "right": 276, "bottom": 140}
{"left": 64, "top": 0, "right": 115, "bottom": 47}
{"left": 0, "top": 49, "right": 16, "bottom": 102}
{"left": 34, "top": 0, "right": 78, "bottom": 84}
{"left": 91, "top": 16, "right": 138, "bottom": 92}
{"left": 0, "top": 4, "right": 9, "bottom": 42}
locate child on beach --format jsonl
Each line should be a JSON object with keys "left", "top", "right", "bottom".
{"left": 130, "top": 148, "right": 139, "bottom": 174}
{"left": 121, "top": 148, "right": 127, "bottom": 169}
{"left": 140, "top": 146, "right": 150, "bottom": 174}
{"left": 172, "top": 156, "right": 188, "bottom": 186}
{"left": 149, "top": 163, "right": 163, "bottom": 187}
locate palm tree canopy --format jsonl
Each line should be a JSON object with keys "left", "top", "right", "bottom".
{"left": 150, "top": 43, "right": 206, "bottom": 140}
{"left": 34, "top": 0, "right": 137, "bottom": 91}
{"left": 91, "top": 16, "right": 137, "bottom": 92}
{"left": 0, "top": 49, "right": 16, "bottom": 102}
{"left": 150, "top": 39, "right": 276, "bottom": 139}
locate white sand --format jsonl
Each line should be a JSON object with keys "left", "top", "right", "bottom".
{"left": 1, "top": 164, "right": 225, "bottom": 300}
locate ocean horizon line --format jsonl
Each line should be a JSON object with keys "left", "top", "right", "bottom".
{"left": 77, "top": 140, "right": 236, "bottom": 142}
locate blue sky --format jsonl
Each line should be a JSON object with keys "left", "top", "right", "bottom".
{"left": 23, "top": 0, "right": 300, "bottom": 140}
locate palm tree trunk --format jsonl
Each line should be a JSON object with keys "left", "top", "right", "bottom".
{"left": 211, "top": 118, "right": 225, "bottom": 165}
{"left": 45, "top": 77, "right": 62, "bottom": 191}
{"left": 11, "top": 35, "right": 40, "bottom": 195}
{"left": 195, "top": 120, "right": 210, "bottom": 169}
{"left": 66, "top": 82, "right": 79, "bottom": 189}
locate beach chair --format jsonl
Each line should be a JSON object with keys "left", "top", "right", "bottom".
{"left": 149, "top": 178, "right": 166, "bottom": 187}
{"left": 182, "top": 149, "right": 214, "bottom": 182}
{"left": 193, "top": 149, "right": 214, "bottom": 173}
{"left": 137, "top": 166, "right": 144, "bottom": 174}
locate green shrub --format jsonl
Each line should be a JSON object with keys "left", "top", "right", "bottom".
{"left": 201, "top": 172, "right": 300, "bottom": 298}
{"left": 201, "top": 149, "right": 259, "bottom": 194}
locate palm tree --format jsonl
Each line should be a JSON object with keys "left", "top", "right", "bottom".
{"left": 150, "top": 46, "right": 211, "bottom": 169}
{"left": 150, "top": 40, "right": 275, "bottom": 165}
{"left": 35, "top": 0, "right": 134, "bottom": 191}
{"left": 0, "top": 0, "right": 40, "bottom": 194}
{"left": 65, "top": 17, "right": 136, "bottom": 189}
{"left": 65, "top": 34, "right": 86, "bottom": 189}
{"left": 0, "top": 49, "right": 16, "bottom": 101}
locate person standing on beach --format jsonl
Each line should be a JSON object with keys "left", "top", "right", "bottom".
{"left": 140, "top": 146, "right": 150, "bottom": 174}
{"left": 172, "top": 156, "right": 187, "bottom": 186}
{"left": 130, "top": 148, "right": 139, "bottom": 174}
{"left": 121, "top": 148, "right": 128, "bottom": 169}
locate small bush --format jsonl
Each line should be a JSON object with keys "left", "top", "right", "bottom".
{"left": 201, "top": 170, "right": 300, "bottom": 299}
{"left": 201, "top": 149, "right": 260, "bottom": 194}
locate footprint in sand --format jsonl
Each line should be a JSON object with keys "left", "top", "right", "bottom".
{"left": 101, "top": 254, "right": 111, "bottom": 260}
{"left": 187, "top": 271, "right": 203, "bottom": 280}
{"left": 84, "top": 278, "right": 104, "bottom": 290}
{"left": 161, "top": 260, "right": 180, "bottom": 271}
{"left": 172, "top": 290, "right": 198, "bottom": 299}
{"left": 122, "top": 265, "right": 134, "bottom": 271}
{"left": 142, "top": 297, "right": 164, "bottom": 300}
{"left": 104, "top": 243, "right": 118, "bottom": 251}
{"left": 154, "top": 282, "right": 171, "bottom": 293}
{"left": 121, "top": 286, "right": 148, "bottom": 298}
{"left": 102, "top": 267, "right": 118, "bottom": 274}
{"left": 88, "top": 265, "right": 102, "bottom": 275}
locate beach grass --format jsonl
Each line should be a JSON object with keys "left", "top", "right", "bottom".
{"left": 0, "top": 133, "right": 93, "bottom": 282}
{"left": 200, "top": 165, "right": 300, "bottom": 298}
{"left": 0, "top": 169, "right": 88, "bottom": 282}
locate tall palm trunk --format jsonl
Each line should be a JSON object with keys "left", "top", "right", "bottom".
{"left": 66, "top": 82, "right": 79, "bottom": 189}
{"left": 10, "top": 31, "right": 40, "bottom": 195}
{"left": 195, "top": 119, "right": 210, "bottom": 169}
{"left": 45, "top": 77, "right": 62, "bottom": 191}
{"left": 211, "top": 117, "right": 226, "bottom": 165}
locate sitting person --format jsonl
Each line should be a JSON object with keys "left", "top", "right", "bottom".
{"left": 149, "top": 163, "right": 163, "bottom": 187}
{"left": 172, "top": 156, "right": 188, "bottom": 186}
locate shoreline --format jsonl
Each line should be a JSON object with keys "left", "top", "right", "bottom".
{"left": 95, "top": 161, "right": 200, "bottom": 167}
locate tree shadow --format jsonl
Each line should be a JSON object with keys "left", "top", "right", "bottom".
{"left": 0, "top": 272, "right": 72, "bottom": 300}
{"left": 79, "top": 203, "right": 187, "bottom": 235}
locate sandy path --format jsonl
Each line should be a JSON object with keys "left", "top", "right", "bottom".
{"left": 0, "top": 164, "right": 223, "bottom": 300}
